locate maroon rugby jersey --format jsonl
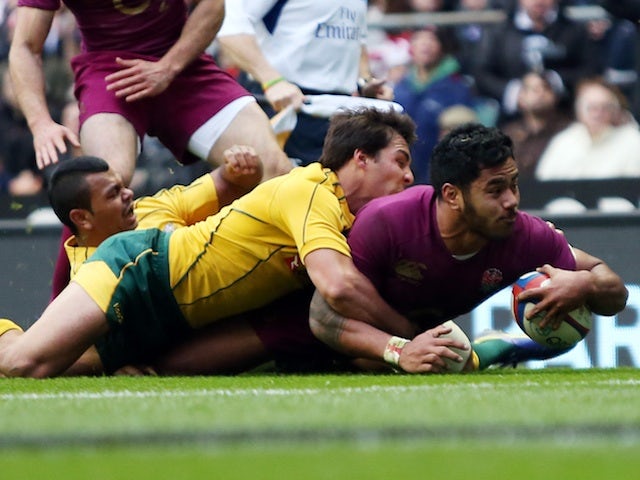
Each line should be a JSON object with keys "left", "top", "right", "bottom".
{"left": 18, "top": 0, "right": 186, "bottom": 55}
{"left": 348, "top": 186, "right": 576, "bottom": 329}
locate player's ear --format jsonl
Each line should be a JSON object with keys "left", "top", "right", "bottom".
{"left": 353, "top": 148, "right": 369, "bottom": 168}
{"left": 69, "top": 208, "right": 93, "bottom": 231}
{"left": 441, "top": 183, "right": 461, "bottom": 210}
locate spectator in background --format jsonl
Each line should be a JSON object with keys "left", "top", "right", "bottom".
{"left": 453, "top": 0, "right": 500, "bottom": 76}
{"left": 0, "top": 64, "right": 42, "bottom": 196}
{"left": 500, "top": 70, "right": 571, "bottom": 180}
{"left": 217, "top": 0, "right": 394, "bottom": 166}
{"left": 394, "top": 25, "right": 475, "bottom": 184}
{"left": 473, "top": 0, "right": 600, "bottom": 119}
{"left": 437, "top": 104, "right": 479, "bottom": 138}
{"left": 575, "top": 0, "right": 638, "bottom": 104}
{"left": 535, "top": 77, "right": 640, "bottom": 180}
{"left": 408, "top": 0, "right": 455, "bottom": 12}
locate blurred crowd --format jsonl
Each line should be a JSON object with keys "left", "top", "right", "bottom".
{"left": 1, "top": 0, "right": 639, "bottom": 210}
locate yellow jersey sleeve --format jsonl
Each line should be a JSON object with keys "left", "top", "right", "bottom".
{"left": 269, "top": 168, "right": 354, "bottom": 263}
{"left": 134, "top": 173, "right": 219, "bottom": 232}
{"left": 64, "top": 236, "right": 97, "bottom": 280}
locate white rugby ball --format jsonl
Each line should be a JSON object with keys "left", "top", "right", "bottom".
{"left": 440, "top": 320, "right": 471, "bottom": 372}
{"left": 512, "top": 271, "right": 592, "bottom": 349}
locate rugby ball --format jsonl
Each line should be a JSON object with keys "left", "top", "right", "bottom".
{"left": 511, "top": 271, "right": 592, "bottom": 349}
{"left": 440, "top": 320, "right": 472, "bottom": 372}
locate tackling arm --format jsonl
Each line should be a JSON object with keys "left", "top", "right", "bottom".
{"left": 304, "top": 248, "right": 415, "bottom": 338}
{"left": 308, "top": 288, "right": 468, "bottom": 374}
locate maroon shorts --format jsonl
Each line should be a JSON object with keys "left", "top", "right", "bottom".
{"left": 71, "top": 51, "right": 250, "bottom": 165}
{"left": 246, "top": 289, "right": 347, "bottom": 371}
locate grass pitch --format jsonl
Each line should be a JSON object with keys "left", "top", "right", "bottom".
{"left": 1, "top": 368, "right": 639, "bottom": 479}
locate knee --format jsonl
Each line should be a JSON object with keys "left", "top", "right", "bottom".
{"left": 261, "top": 148, "right": 294, "bottom": 180}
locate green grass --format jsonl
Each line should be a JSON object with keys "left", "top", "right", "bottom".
{"left": 1, "top": 368, "right": 639, "bottom": 479}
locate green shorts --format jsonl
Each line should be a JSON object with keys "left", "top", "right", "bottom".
{"left": 87, "top": 229, "right": 192, "bottom": 373}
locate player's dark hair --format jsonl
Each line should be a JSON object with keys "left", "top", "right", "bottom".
{"left": 430, "top": 123, "right": 514, "bottom": 198}
{"left": 47, "top": 156, "right": 110, "bottom": 234}
{"left": 319, "top": 107, "right": 416, "bottom": 171}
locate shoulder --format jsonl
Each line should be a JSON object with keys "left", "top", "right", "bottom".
{"left": 354, "top": 186, "right": 434, "bottom": 230}
{"left": 16, "top": 0, "right": 60, "bottom": 11}
{"left": 513, "top": 212, "right": 567, "bottom": 245}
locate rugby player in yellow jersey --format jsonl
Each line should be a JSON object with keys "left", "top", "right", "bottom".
{"left": 0, "top": 107, "right": 451, "bottom": 378}
{"left": 61, "top": 145, "right": 262, "bottom": 282}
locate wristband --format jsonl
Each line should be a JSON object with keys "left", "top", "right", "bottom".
{"left": 0, "top": 318, "right": 23, "bottom": 337}
{"left": 261, "top": 76, "right": 286, "bottom": 91}
{"left": 383, "top": 336, "right": 410, "bottom": 367}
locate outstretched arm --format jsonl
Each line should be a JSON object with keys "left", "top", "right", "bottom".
{"left": 8, "top": 7, "right": 80, "bottom": 168}
{"left": 518, "top": 248, "right": 629, "bottom": 329}
{"left": 106, "top": 0, "right": 225, "bottom": 102}
{"left": 308, "top": 289, "right": 468, "bottom": 373}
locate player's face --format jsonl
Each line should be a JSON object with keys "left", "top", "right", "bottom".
{"left": 364, "top": 132, "right": 414, "bottom": 198}
{"left": 86, "top": 171, "right": 137, "bottom": 241}
{"left": 460, "top": 157, "right": 520, "bottom": 239}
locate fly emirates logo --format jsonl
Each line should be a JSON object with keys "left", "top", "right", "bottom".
{"left": 315, "top": 7, "right": 362, "bottom": 41}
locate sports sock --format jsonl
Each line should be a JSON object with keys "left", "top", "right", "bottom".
{"left": 0, "top": 319, "right": 23, "bottom": 337}
{"left": 472, "top": 338, "right": 514, "bottom": 370}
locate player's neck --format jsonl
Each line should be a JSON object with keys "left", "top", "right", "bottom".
{"left": 75, "top": 231, "right": 102, "bottom": 248}
{"left": 436, "top": 200, "right": 487, "bottom": 256}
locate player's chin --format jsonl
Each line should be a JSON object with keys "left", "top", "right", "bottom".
{"left": 491, "top": 221, "right": 515, "bottom": 239}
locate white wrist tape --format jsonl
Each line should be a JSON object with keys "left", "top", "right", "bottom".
{"left": 383, "top": 336, "right": 410, "bottom": 367}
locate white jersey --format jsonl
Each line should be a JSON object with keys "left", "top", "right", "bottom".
{"left": 219, "top": 0, "right": 368, "bottom": 94}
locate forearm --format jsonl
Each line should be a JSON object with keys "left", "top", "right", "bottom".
{"left": 305, "top": 249, "right": 416, "bottom": 338}
{"left": 9, "top": 48, "right": 51, "bottom": 129}
{"left": 358, "top": 46, "right": 372, "bottom": 80}
{"left": 583, "top": 263, "right": 629, "bottom": 316}
{"left": 218, "top": 34, "right": 282, "bottom": 85}
{"left": 160, "top": 0, "right": 225, "bottom": 77}
{"left": 8, "top": 9, "right": 55, "bottom": 130}
{"left": 309, "top": 289, "right": 396, "bottom": 360}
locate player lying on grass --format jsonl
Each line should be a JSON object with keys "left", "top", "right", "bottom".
{"left": 52, "top": 149, "right": 262, "bottom": 285}
{"left": 308, "top": 123, "right": 629, "bottom": 373}
{"left": 0, "top": 107, "right": 442, "bottom": 378}
{"left": 88, "top": 124, "right": 631, "bottom": 376}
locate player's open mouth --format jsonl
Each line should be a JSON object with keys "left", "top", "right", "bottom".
{"left": 124, "top": 205, "right": 135, "bottom": 219}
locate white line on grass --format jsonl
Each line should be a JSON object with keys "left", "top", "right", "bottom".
{"left": 2, "top": 378, "right": 639, "bottom": 401}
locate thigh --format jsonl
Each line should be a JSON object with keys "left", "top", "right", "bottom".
{"left": 154, "top": 318, "right": 269, "bottom": 375}
{"left": 209, "top": 101, "right": 292, "bottom": 180}
{"left": 80, "top": 113, "right": 139, "bottom": 186}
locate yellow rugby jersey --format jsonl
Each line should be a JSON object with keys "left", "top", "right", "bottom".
{"left": 134, "top": 173, "right": 219, "bottom": 232}
{"left": 65, "top": 173, "right": 218, "bottom": 279}
{"left": 168, "top": 163, "right": 355, "bottom": 328}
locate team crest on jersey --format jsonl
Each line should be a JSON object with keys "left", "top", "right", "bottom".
{"left": 284, "top": 254, "right": 307, "bottom": 275}
{"left": 481, "top": 268, "right": 503, "bottom": 293}
{"left": 394, "top": 259, "right": 427, "bottom": 284}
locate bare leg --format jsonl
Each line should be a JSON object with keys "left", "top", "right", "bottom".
{"left": 154, "top": 318, "right": 270, "bottom": 375}
{"left": 208, "top": 101, "right": 292, "bottom": 181}
{"left": 80, "top": 113, "right": 139, "bottom": 186}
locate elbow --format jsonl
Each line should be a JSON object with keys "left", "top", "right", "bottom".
{"left": 1, "top": 351, "right": 57, "bottom": 379}
{"left": 317, "top": 278, "right": 355, "bottom": 311}
{"left": 590, "top": 285, "right": 630, "bottom": 317}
